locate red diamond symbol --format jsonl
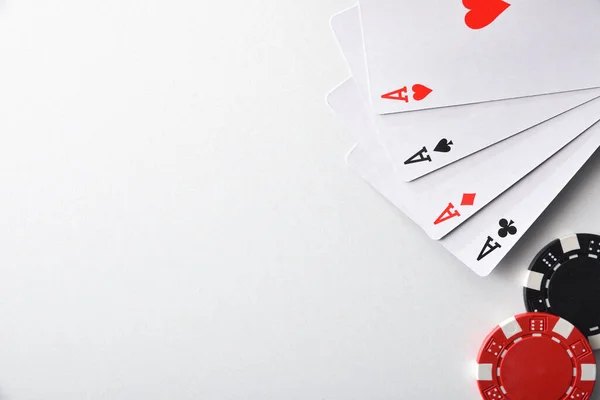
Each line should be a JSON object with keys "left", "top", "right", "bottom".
{"left": 461, "top": 193, "right": 476, "bottom": 206}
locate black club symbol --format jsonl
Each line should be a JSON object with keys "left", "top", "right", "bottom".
{"left": 498, "top": 219, "right": 517, "bottom": 238}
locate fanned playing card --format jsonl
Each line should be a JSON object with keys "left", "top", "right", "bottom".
{"left": 329, "top": 79, "right": 600, "bottom": 275}
{"left": 359, "top": 0, "right": 600, "bottom": 114}
{"left": 331, "top": 6, "right": 600, "bottom": 181}
{"left": 328, "top": 79, "right": 600, "bottom": 240}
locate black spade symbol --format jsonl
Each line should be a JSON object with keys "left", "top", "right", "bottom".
{"left": 434, "top": 139, "right": 454, "bottom": 153}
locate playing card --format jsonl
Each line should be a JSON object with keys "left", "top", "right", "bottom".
{"left": 348, "top": 132, "right": 600, "bottom": 276}
{"left": 333, "top": 84, "right": 600, "bottom": 276}
{"left": 328, "top": 79, "right": 600, "bottom": 240}
{"left": 359, "top": 0, "right": 600, "bottom": 114}
{"left": 331, "top": 6, "right": 600, "bottom": 181}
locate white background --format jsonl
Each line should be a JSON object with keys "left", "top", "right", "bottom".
{"left": 1, "top": 1, "right": 600, "bottom": 399}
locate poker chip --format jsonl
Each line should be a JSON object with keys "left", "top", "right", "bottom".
{"left": 476, "top": 312, "right": 596, "bottom": 400}
{"left": 523, "top": 233, "right": 600, "bottom": 349}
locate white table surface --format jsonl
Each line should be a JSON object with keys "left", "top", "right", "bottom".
{"left": 1, "top": 1, "right": 600, "bottom": 399}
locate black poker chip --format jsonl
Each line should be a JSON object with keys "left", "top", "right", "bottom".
{"left": 523, "top": 233, "right": 600, "bottom": 349}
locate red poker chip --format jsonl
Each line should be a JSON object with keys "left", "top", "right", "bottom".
{"left": 476, "top": 312, "right": 596, "bottom": 400}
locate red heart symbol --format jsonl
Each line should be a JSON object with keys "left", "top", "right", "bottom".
{"left": 412, "top": 84, "right": 432, "bottom": 101}
{"left": 463, "top": 0, "right": 510, "bottom": 30}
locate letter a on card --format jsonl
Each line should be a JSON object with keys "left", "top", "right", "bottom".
{"left": 404, "top": 147, "right": 432, "bottom": 165}
{"left": 434, "top": 203, "right": 460, "bottom": 225}
{"left": 477, "top": 236, "right": 502, "bottom": 261}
